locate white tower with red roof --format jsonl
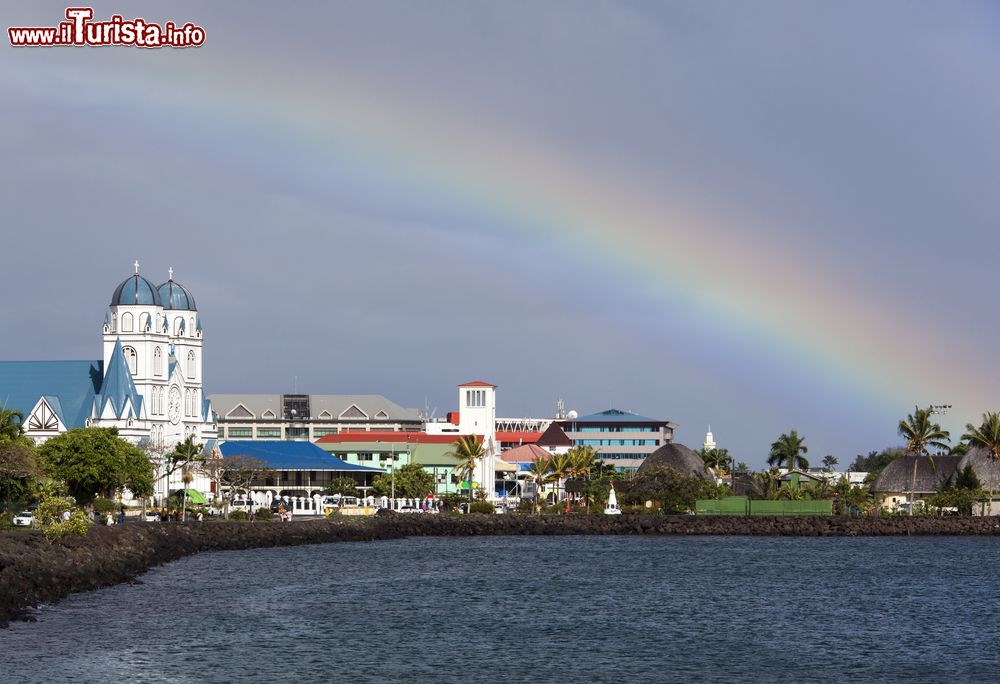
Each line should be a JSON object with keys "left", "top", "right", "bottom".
{"left": 458, "top": 381, "right": 497, "bottom": 501}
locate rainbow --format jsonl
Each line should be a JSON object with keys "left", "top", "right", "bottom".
{"left": 12, "top": 52, "right": 995, "bottom": 423}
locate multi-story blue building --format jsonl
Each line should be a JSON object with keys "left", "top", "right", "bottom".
{"left": 556, "top": 409, "right": 677, "bottom": 471}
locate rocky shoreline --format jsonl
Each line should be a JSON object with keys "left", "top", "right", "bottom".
{"left": 3, "top": 513, "right": 1000, "bottom": 627}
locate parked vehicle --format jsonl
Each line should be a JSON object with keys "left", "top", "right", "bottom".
{"left": 143, "top": 510, "right": 160, "bottom": 523}
{"left": 322, "top": 495, "right": 358, "bottom": 512}
{"left": 230, "top": 498, "right": 255, "bottom": 512}
{"left": 12, "top": 511, "right": 34, "bottom": 527}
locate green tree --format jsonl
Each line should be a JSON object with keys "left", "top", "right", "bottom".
{"left": 750, "top": 469, "right": 781, "bottom": 500}
{"left": 801, "top": 478, "right": 833, "bottom": 500}
{"left": 448, "top": 435, "right": 484, "bottom": 502}
{"left": 898, "top": 406, "right": 951, "bottom": 515}
{"left": 525, "top": 455, "right": 551, "bottom": 513}
{"left": 548, "top": 452, "right": 572, "bottom": 509}
{"left": 325, "top": 477, "right": 360, "bottom": 497}
{"left": 767, "top": 431, "right": 809, "bottom": 471}
{"left": 821, "top": 455, "right": 838, "bottom": 472}
{"left": 962, "top": 411, "right": 1000, "bottom": 512}
{"left": 849, "top": 449, "right": 904, "bottom": 479}
{"left": 125, "top": 447, "right": 155, "bottom": 512}
{"left": 39, "top": 427, "right": 153, "bottom": 506}
{"left": 831, "top": 476, "right": 872, "bottom": 516}
{"left": 372, "top": 463, "right": 434, "bottom": 499}
{"left": 777, "top": 482, "right": 805, "bottom": 500}
{"left": 0, "top": 442, "right": 43, "bottom": 508}
{"left": 36, "top": 493, "right": 88, "bottom": 542}
{"left": 161, "top": 435, "right": 205, "bottom": 506}
{"left": 699, "top": 447, "right": 733, "bottom": 474}
{"left": 618, "top": 466, "right": 713, "bottom": 514}
{"left": 0, "top": 409, "right": 29, "bottom": 445}
{"left": 566, "top": 446, "right": 597, "bottom": 505}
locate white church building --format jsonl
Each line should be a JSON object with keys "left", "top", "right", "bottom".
{"left": 0, "top": 263, "right": 218, "bottom": 503}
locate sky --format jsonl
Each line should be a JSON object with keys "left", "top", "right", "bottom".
{"left": 3, "top": 1, "right": 1000, "bottom": 467}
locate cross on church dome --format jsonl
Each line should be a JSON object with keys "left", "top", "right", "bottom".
{"left": 134, "top": 260, "right": 140, "bottom": 274}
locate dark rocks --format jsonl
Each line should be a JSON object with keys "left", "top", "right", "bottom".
{"left": 2, "top": 514, "right": 999, "bottom": 628}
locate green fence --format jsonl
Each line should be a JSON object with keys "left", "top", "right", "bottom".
{"left": 695, "top": 496, "right": 749, "bottom": 515}
{"left": 696, "top": 496, "right": 832, "bottom": 516}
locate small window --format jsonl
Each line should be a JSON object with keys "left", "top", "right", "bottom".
{"left": 153, "top": 347, "right": 163, "bottom": 376}
{"left": 123, "top": 346, "right": 138, "bottom": 375}
{"left": 121, "top": 312, "right": 134, "bottom": 333}
{"left": 187, "top": 350, "right": 196, "bottom": 379}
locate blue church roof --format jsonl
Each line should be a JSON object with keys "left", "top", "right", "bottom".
{"left": 158, "top": 279, "right": 197, "bottom": 311}
{"left": 111, "top": 274, "right": 162, "bottom": 307}
{"left": 219, "top": 441, "right": 382, "bottom": 472}
{"left": 95, "top": 338, "right": 143, "bottom": 419}
{"left": 0, "top": 360, "right": 103, "bottom": 429}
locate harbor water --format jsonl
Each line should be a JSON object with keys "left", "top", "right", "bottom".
{"left": 1, "top": 535, "right": 999, "bottom": 682}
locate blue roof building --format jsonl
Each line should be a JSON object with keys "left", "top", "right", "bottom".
{"left": 0, "top": 360, "right": 103, "bottom": 433}
{"left": 219, "top": 440, "right": 383, "bottom": 496}
{"left": 557, "top": 409, "right": 678, "bottom": 471}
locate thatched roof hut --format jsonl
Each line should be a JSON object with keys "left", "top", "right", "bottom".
{"left": 870, "top": 454, "right": 961, "bottom": 495}
{"left": 637, "top": 443, "right": 711, "bottom": 480}
{"left": 956, "top": 447, "right": 1000, "bottom": 493}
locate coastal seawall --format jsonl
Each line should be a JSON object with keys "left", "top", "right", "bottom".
{"left": 3, "top": 513, "right": 1000, "bottom": 627}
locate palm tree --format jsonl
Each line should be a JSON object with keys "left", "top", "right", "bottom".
{"left": 962, "top": 412, "right": 1000, "bottom": 514}
{"left": 898, "top": 406, "right": 950, "bottom": 515}
{"left": 802, "top": 479, "right": 833, "bottom": 500}
{"left": 525, "top": 455, "right": 551, "bottom": 514}
{"left": 777, "top": 483, "right": 805, "bottom": 501}
{"left": 180, "top": 466, "right": 194, "bottom": 522}
{"left": 549, "top": 453, "right": 572, "bottom": 509}
{"left": 566, "top": 446, "right": 597, "bottom": 506}
{"left": 0, "top": 409, "right": 26, "bottom": 444}
{"left": 751, "top": 469, "right": 781, "bottom": 500}
{"left": 768, "top": 431, "right": 809, "bottom": 471}
{"left": 700, "top": 448, "right": 732, "bottom": 475}
{"left": 170, "top": 436, "right": 203, "bottom": 521}
{"left": 821, "top": 455, "right": 838, "bottom": 472}
{"left": 448, "top": 435, "right": 484, "bottom": 502}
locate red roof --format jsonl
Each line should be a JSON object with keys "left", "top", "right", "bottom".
{"left": 536, "top": 422, "right": 574, "bottom": 447}
{"left": 501, "top": 443, "right": 552, "bottom": 463}
{"left": 496, "top": 431, "right": 542, "bottom": 444}
{"left": 316, "top": 431, "right": 481, "bottom": 445}
{"left": 458, "top": 381, "right": 496, "bottom": 387}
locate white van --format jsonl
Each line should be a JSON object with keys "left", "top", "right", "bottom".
{"left": 322, "top": 495, "right": 358, "bottom": 512}
{"left": 230, "top": 498, "right": 254, "bottom": 512}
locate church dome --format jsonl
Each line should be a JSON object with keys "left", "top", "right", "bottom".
{"left": 157, "top": 278, "right": 197, "bottom": 311}
{"left": 110, "top": 273, "right": 162, "bottom": 307}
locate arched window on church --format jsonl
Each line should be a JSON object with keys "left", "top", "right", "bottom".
{"left": 111, "top": 313, "right": 117, "bottom": 333}
{"left": 123, "top": 346, "right": 137, "bottom": 375}
{"left": 187, "top": 350, "right": 196, "bottom": 379}
{"left": 174, "top": 317, "right": 184, "bottom": 336}
{"left": 154, "top": 347, "right": 163, "bottom": 376}
{"left": 121, "top": 313, "right": 134, "bottom": 333}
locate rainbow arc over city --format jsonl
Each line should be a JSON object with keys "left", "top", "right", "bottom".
{"left": 34, "top": 54, "right": 995, "bottom": 418}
